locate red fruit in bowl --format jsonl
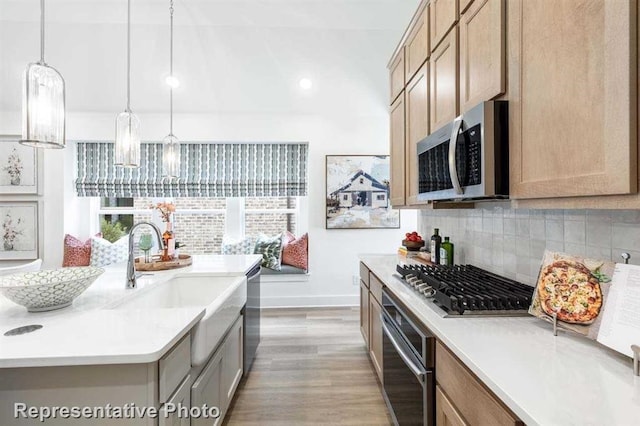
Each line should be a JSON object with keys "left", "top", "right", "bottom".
{"left": 406, "top": 233, "right": 411, "bottom": 238}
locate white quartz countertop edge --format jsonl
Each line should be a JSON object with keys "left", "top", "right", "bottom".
{"left": 0, "top": 255, "right": 261, "bottom": 368}
{"left": 360, "top": 255, "right": 639, "bottom": 426}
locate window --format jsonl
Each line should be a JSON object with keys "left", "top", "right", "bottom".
{"left": 93, "top": 196, "right": 305, "bottom": 255}
{"left": 376, "top": 194, "right": 385, "bottom": 201}
{"left": 359, "top": 177, "right": 364, "bottom": 184}
{"left": 343, "top": 194, "right": 349, "bottom": 201}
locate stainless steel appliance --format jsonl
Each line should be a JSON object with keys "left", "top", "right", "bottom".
{"left": 243, "top": 263, "right": 261, "bottom": 375}
{"left": 417, "top": 101, "right": 508, "bottom": 202}
{"left": 381, "top": 289, "right": 436, "bottom": 426}
{"left": 396, "top": 263, "right": 534, "bottom": 317}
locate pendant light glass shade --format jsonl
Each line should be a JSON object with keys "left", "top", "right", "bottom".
{"left": 115, "top": 0, "right": 140, "bottom": 167}
{"left": 163, "top": 134, "right": 180, "bottom": 177}
{"left": 162, "top": 0, "right": 180, "bottom": 178}
{"left": 115, "top": 110, "right": 141, "bottom": 167}
{"left": 20, "top": 0, "right": 66, "bottom": 149}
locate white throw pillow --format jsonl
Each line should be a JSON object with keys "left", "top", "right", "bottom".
{"left": 90, "top": 236, "right": 129, "bottom": 267}
{"left": 221, "top": 235, "right": 253, "bottom": 255}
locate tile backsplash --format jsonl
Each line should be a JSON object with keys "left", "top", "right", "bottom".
{"left": 418, "top": 202, "right": 640, "bottom": 285}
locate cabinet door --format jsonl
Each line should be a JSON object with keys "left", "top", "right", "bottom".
{"left": 160, "top": 376, "right": 191, "bottom": 426}
{"left": 222, "top": 316, "right": 244, "bottom": 407}
{"left": 436, "top": 386, "right": 468, "bottom": 426}
{"left": 430, "top": 0, "right": 458, "bottom": 52}
{"left": 509, "top": 0, "right": 637, "bottom": 199}
{"left": 360, "top": 280, "right": 370, "bottom": 349}
{"left": 368, "top": 297, "right": 383, "bottom": 383}
{"left": 459, "top": 0, "right": 505, "bottom": 113}
{"left": 405, "top": 5, "right": 430, "bottom": 82}
{"left": 406, "top": 63, "right": 430, "bottom": 205}
{"left": 389, "top": 49, "right": 405, "bottom": 104}
{"left": 390, "top": 93, "right": 406, "bottom": 207}
{"left": 191, "top": 351, "right": 224, "bottom": 426}
{"left": 430, "top": 28, "right": 459, "bottom": 132}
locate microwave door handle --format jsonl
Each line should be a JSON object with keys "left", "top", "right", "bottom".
{"left": 448, "top": 116, "right": 464, "bottom": 195}
{"left": 381, "top": 316, "right": 426, "bottom": 382}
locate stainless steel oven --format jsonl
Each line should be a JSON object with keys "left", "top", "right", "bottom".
{"left": 381, "top": 289, "right": 435, "bottom": 426}
{"left": 417, "top": 100, "right": 508, "bottom": 202}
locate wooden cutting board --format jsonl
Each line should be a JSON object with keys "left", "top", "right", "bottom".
{"left": 134, "top": 254, "right": 192, "bottom": 271}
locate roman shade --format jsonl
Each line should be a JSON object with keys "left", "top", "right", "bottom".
{"left": 75, "top": 142, "right": 308, "bottom": 198}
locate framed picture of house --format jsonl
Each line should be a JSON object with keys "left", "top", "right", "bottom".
{"left": 325, "top": 155, "right": 400, "bottom": 229}
{"left": 0, "top": 201, "right": 39, "bottom": 260}
{"left": 0, "top": 135, "right": 40, "bottom": 195}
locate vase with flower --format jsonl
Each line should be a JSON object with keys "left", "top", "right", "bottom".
{"left": 2, "top": 213, "right": 23, "bottom": 251}
{"left": 4, "top": 148, "right": 23, "bottom": 186}
{"left": 151, "top": 202, "right": 176, "bottom": 261}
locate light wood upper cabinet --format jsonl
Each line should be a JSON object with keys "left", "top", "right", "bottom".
{"left": 406, "top": 63, "right": 430, "bottom": 205}
{"left": 436, "top": 386, "right": 469, "bottom": 426}
{"left": 430, "top": 0, "right": 459, "bottom": 52}
{"left": 389, "top": 49, "right": 405, "bottom": 104}
{"left": 459, "top": 0, "right": 474, "bottom": 14}
{"left": 390, "top": 93, "right": 406, "bottom": 207}
{"left": 459, "top": 0, "right": 505, "bottom": 113}
{"left": 509, "top": 0, "right": 638, "bottom": 199}
{"left": 430, "top": 28, "right": 459, "bottom": 132}
{"left": 405, "top": 5, "right": 430, "bottom": 83}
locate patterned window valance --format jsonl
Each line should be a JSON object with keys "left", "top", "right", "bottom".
{"left": 75, "top": 142, "right": 308, "bottom": 198}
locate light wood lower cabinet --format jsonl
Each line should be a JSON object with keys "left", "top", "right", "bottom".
{"left": 368, "top": 296, "right": 383, "bottom": 383}
{"left": 360, "top": 280, "right": 370, "bottom": 349}
{"left": 508, "top": 0, "right": 637, "bottom": 200}
{"left": 436, "top": 386, "right": 468, "bottom": 426}
{"left": 389, "top": 93, "right": 407, "bottom": 207}
{"left": 436, "top": 341, "right": 522, "bottom": 425}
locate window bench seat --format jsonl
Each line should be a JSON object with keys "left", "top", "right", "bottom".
{"left": 261, "top": 265, "right": 310, "bottom": 283}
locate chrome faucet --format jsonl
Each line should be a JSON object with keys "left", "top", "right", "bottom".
{"left": 126, "top": 221, "right": 164, "bottom": 289}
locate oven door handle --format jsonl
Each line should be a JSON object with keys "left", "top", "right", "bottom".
{"left": 381, "top": 316, "right": 427, "bottom": 382}
{"left": 448, "top": 116, "right": 464, "bottom": 195}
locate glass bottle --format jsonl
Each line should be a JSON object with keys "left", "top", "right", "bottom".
{"left": 430, "top": 228, "right": 442, "bottom": 264}
{"left": 162, "top": 222, "right": 175, "bottom": 261}
{"left": 439, "top": 237, "right": 454, "bottom": 266}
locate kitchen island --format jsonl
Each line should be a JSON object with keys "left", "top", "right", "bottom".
{"left": 361, "top": 255, "right": 639, "bottom": 426}
{"left": 0, "top": 255, "right": 261, "bottom": 426}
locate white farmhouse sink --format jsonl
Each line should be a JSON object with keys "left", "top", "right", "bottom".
{"left": 111, "top": 275, "right": 247, "bottom": 366}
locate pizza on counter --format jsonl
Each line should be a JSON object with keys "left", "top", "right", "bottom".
{"left": 537, "top": 260, "right": 603, "bottom": 324}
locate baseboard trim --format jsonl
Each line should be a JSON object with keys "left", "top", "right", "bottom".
{"left": 260, "top": 294, "right": 359, "bottom": 308}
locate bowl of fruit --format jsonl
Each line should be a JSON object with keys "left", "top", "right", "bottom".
{"left": 403, "top": 231, "right": 425, "bottom": 251}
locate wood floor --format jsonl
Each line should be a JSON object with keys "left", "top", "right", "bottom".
{"left": 224, "top": 307, "right": 392, "bottom": 426}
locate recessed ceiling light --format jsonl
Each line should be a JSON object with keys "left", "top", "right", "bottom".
{"left": 299, "top": 78, "right": 312, "bottom": 90}
{"left": 166, "top": 75, "right": 180, "bottom": 88}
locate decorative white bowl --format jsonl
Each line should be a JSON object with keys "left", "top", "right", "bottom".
{"left": 0, "top": 267, "right": 104, "bottom": 312}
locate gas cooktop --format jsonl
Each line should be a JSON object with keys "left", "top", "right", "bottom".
{"left": 396, "top": 263, "right": 535, "bottom": 317}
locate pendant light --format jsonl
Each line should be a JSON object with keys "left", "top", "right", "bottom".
{"left": 20, "top": 0, "right": 66, "bottom": 149}
{"left": 115, "top": 0, "right": 141, "bottom": 167}
{"left": 162, "top": 0, "right": 180, "bottom": 178}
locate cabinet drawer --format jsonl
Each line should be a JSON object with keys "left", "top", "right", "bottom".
{"left": 159, "top": 334, "right": 191, "bottom": 403}
{"left": 359, "top": 262, "right": 370, "bottom": 288}
{"left": 369, "top": 273, "right": 384, "bottom": 305}
{"left": 436, "top": 342, "right": 521, "bottom": 425}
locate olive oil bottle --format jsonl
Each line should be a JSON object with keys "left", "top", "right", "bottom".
{"left": 439, "top": 237, "right": 454, "bottom": 266}
{"left": 430, "top": 228, "right": 442, "bottom": 264}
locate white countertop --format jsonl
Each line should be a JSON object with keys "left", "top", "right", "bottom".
{"left": 0, "top": 255, "right": 262, "bottom": 368}
{"left": 360, "top": 255, "right": 640, "bottom": 426}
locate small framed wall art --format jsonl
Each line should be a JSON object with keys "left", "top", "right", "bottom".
{"left": 0, "top": 201, "right": 39, "bottom": 260}
{"left": 325, "top": 154, "right": 400, "bottom": 229}
{"left": 0, "top": 135, "right": 40, "bottom": 195}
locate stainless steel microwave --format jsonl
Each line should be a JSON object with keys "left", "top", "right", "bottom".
{"left": 417, "top": 101, "right": 509, "bottom": 202}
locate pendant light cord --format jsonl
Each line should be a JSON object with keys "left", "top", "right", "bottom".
{"left": 40, "top": 0, "right": 45, "bottom": 63}
{"left": 127, "top": 0, "right": 132, "bottom": 112}
{"left": 169, "top": 0, "right": 174, "bottom": 134}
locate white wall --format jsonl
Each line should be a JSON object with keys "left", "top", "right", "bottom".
{"left": 1, "top": 0, "right": 420, "bottom": 304}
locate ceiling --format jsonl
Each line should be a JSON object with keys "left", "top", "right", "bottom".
{"left": 0, "top": 0, "right": 419, "bottom": 115}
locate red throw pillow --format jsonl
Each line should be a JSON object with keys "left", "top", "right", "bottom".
{"left": 282, "top": 233, "right": 308, "bottom": 271}
{"left": 62, "top": 234, "right": 99, "bottom": 267}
